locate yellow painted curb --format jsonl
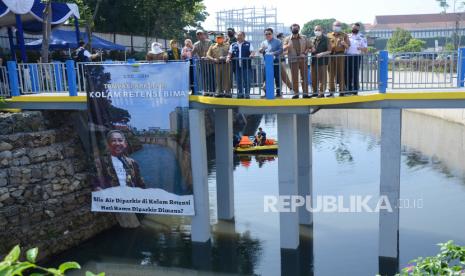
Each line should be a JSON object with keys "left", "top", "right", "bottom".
{"left": 189, "top": 92, "right": 465, "bottom": 107}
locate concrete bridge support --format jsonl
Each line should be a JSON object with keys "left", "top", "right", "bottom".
{"left": 189, "top": 109, "right": 211, "bottom": 243}
{"left": 215, "top": 109, "right": 235, "bottom": 220}
{"left": 379, "top": 108, "right": 402, "bottom": 274}
{"left": 297, "top": 114, "right": 313, "bottom": 226}
{"left": 277, "top": 114, "right": 300, "bottom": 249}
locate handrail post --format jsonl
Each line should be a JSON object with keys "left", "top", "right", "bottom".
{"left": 192, "top": 58, "right": 199, "bottom": 95}
{"left": 15, "top": 14, "right": 27, "bottom": 63}
{"left": 457, "top": 47, "right": 465, "bottom": 87}
{"left": 66, "top": 60, "right": 78, "bottom": 96}
{"left": 54, "top": 61, "right": 64, "bottom": 92}
{"left": 7, "top": 61, "right": 19, "bottom": 96}
{"left": 378, "top": 50, "right": 388, "bottom": 93}
{"left": 265, "top": 54, "right": 275, "bottom": 99}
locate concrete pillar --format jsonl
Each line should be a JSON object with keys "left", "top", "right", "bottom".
{"left": 278, "top": 114, "right": 299, "bottom": 249}
{"left": 189, "top": 109, "right": 211, "bottom": 243}
{"left": 297, "top": 114, "right": 313, "bottom": 226}
{"left": 215, "top": 109, "right": 234, "bottom": 220}
{"left": 379, "top": 108, "right": 402, "bottom": 268}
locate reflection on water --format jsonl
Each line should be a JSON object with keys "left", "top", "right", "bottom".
{"left": 130, "top": 144, "right": 191, "bottom": 195}
{"left": 49, "top": 110, "right": 465, "bottom": 275}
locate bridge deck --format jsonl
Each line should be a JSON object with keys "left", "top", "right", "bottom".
{"left": 3, "top": 91, "right": 465, "bottom": 111}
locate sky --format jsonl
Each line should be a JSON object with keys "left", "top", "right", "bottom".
{"left": 202, "top": 0, "right": 451, "bottom": 30}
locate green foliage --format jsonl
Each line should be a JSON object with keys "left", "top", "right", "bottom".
{"left": 73, "top": 0, "right": 95, "bottom": 28}
{"left": 367, "top": 46, "right": 378, "bottom": 53}
{"left": 302, "top": 18, "right": 360, "bottom": 37}
{"left": 0, "top": 245, "right": 104, "bottom": 276}
{"left": 396, "top": 240, "right": 465, "bottom": 276}
{"left": 84, "top": 0, "right": 208, "bottom": 39}
{"left": 0, "top": 97, "right": 6, "bottom": 109}
{"left": 387, "top": 28, "right": 426, "bottom": 52}
{"left": 400, "top": 39, "right": 426, "bottom": 52}
{"left": 445, "top": 43, "right": 456, "bottom": 51}
{"left": 302, "top": 18, "right": 336, "bottom": 37}
{"left": 436, "top": 0, "right": 449, "bottom": 13}
{"left": 387, "top": 28, "right": 412, "bottom": 52}
{"left": 302, "top": 19, "right": 348, "bottom": 37}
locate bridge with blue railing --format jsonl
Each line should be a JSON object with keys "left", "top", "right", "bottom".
{"left": 3, "top": 49, "right": 465, "bottom": 275}
{"left": 2, "top": 49, "right": 465, "bottom": 110}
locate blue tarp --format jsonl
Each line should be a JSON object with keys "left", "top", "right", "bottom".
{"left": 25, "top": 29, "right": 126, "bottom": 51}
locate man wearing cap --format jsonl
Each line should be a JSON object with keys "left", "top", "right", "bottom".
{"left": 207, "top": 33, "right": 231, "bottom": 97}
{"left": 327, "top": 21, "right": 350, "bottom": 97}
{"left": 193, "top": 30, "right": 214, "bottom": 95}
{"left": 284, "top": 23, "right": 313, "bottom": 99}
{"left": 227, "top": 28, "right": 237, "bottom": 44}
{"left": 193, "top": 30, "right": 211, "bottom": 58}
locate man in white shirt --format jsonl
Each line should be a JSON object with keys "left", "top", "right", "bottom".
{"left": 346, "top": 23, "right": 368, "bottom": 95}
{"left": 75, "top": 41, "right": 101, "bottom": 62}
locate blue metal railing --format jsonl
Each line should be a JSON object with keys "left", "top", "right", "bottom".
{"left": 1, "top": 48, "right": 465, "bottom": 100}
{"left": 389, "top": 51, "right": 458, "bottom": 89}
{"left": 0, "top": 66, "right": 10, "bottom": 98}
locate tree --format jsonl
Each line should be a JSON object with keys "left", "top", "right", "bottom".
{"left": 398, "top": 38, "right": 426, "bottom": 52}
{"left": 41, "top": 0, "right": 52, "bottom": 63}
{"left": 74, "top": 0, "right": 103, "bottom": 51}
{"left": 387, "top": 28, "right": 424, "bottom": 52}
{"left": 89, "top": 0, "right": 208, "bottom": 40}
{"left": 302, "top": 18, "right": 354, "bottom": 37}
{"left": 444, "top": 42, "right": 456, "bottom": 51}
{"left": 435, "top": 0, "right": 464, "bottom": 49}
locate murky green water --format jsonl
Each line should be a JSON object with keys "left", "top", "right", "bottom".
{"left": 51, "top": 110, "right": 465, "bottom": 276}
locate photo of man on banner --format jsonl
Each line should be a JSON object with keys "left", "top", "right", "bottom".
{"left": 85, "top": 62, "right": 194, "bottom": 217}
{"left": 93, "top": 130, "right": 145, "bottom": 190}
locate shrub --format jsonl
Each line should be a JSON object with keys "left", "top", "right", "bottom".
{"left": 396, "top": 241, "right": 465, "bottom": 276}
{"left": 0, "top": 245, "right": 104, "bottom": 276}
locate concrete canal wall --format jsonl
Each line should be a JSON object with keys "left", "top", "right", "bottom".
{"left": 409, "top": 109, "right": 465, "bottom": 125}
{"left": 313, "top": 109, "right": 465, "bottom": 176}
{"left": 0, "top": 111, "right": 116, "bottom": 259}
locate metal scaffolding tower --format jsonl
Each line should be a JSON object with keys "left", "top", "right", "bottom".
{"left": 216, "top": 7, "right": 288, "bottom": 49}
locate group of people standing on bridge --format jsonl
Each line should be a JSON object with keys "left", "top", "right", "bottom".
{"left": 146, "top": 21, "right": 368, "bottom": 99}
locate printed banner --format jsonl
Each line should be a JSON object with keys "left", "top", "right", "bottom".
{"left": 86, "top": 62, "right": 194, "bottom": 215}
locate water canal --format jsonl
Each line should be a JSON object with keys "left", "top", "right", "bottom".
{"left": 50, "top": 109, "right": 465, "bottom": 276}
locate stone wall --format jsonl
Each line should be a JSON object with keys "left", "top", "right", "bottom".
{"left": 0, "top": 111, "right": 116, "bottom": 259}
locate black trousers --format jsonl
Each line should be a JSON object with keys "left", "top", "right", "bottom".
{"left": 345, "top": 55, "right": 361, "bottom": 92}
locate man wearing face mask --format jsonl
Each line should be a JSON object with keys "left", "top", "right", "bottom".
{"left": 284, "top": 23, "right": 313, "bottom": 99}
{"left": 345, "top": 23, "right": 368, "bottom": 95}
{"left": 207, "top": 33, "right": 231, "bottom": 97}
{"left": 227, "top": 28, "right": 237, "bottom": 44}
{"left": 310, "top": 25, "right": 332, "bottom": 97}
{"left": 327, "top": 21, "right": 350, "bottom": 97}
{"left": 277, "top": 33, "right": 293, "bottom": 92}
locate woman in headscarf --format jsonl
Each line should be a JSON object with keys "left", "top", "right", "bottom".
{"left": 146, "top": 42, "right": 167, "bottom": 61}
{"left": 167, "top": 39, "right": 181, "bottom": 61}
{"left": 181, "top": 39, "right": 194, "bottom": 60}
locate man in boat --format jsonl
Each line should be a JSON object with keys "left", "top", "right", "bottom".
{"left": 254, "top": 127, "right": 267, "bottom": 146}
